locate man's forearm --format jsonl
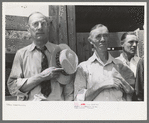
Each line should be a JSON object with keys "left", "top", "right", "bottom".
{"left": 85, "top": 89, "right": 99, "bottom": 101}
{"left": 85, "top": 84, "right": 104, "bottom": 101}
{"left": 20, "top": 73, "right": 45, "bottom": 93}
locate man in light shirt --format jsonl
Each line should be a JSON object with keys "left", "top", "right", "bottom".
{"left": 74, "top": 24, "right": 135, "bottom": 101}
{"left": 116, "top": 32, "right": 140, "bottom": 77}
{"left": 7, "top": 12, "right": 74, "bottom": 101}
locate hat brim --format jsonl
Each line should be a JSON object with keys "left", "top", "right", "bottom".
{"left": 51, "top": 44, "right": 73, "bottom": 85}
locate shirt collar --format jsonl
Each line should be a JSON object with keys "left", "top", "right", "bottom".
{"left": 119, "top": 53, "right": 139, "bottom": 63}
{"left": 29, "top": 41, "right": 54, "bottom": 53}
{"left": 45, "top": 41, "right": 55, "bottom": 53}
{"left": 108, "top": 53, "right": 117, "bottom": 64}
{"left": 88, "top": 52, "right": 117, "bottom": 65}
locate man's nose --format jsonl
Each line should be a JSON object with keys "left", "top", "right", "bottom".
{"left": 100, "top": 36, "right": 105, "bottom": 42}
{"left": 132, "top": 42, "right": 137, "bottom": 47}
{"left": 37, "top": 22, "right": 42, "bottom": 29}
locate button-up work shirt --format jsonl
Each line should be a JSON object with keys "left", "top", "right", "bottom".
{"left": 116, "top": 53, "right": 140, "bottom": 77}
{"left": 7, "top": 42, "right": 74, "bottom": 101}
{"left": 74, "top": 52, "right": 133, "bottom": 101}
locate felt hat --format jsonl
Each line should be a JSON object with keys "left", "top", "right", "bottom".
{"left": 51, "top": 44, "right": 79, "bottom": 85}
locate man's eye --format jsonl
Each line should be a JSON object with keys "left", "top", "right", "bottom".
{"left": 42, "top": 22, "right": 47, "bottom": 26}
{"left": 103, "top": 34, "right": 108, "bottom": 37}
{"left": 129, "top": 41, "right": 133, "bottom": 44}
{"left": 129, "top": 41, "right": 138, "bottom": 44}
{"left": 96, "top": 35, "right": 101, "bottom": 39}
{"left": 33, "top": 22, "right": 38, "bottom": 27}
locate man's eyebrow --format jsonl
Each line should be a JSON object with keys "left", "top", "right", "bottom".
{"left": 128, "top": 40, "right": 138, "bottom": 42}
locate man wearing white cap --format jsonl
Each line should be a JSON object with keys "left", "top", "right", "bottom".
{"left": 7, "top": 12, "right": 78, "bottom": 101}
{"left": 74, "top": 24, "right": 135, "bottom": 101}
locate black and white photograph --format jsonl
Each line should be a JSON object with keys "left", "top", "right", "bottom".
{"left": 2, "top": 2, "right": 147, "bottom": 120}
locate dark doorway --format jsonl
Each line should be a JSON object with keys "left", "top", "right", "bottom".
{"left": 75, "top": 6, "right": 144, "bottom": 32}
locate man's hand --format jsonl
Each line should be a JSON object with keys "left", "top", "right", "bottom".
{"left": 40, "top": 67, "right": 64, "bottom": 81}
{"left": 19, "top": 67, "right": 63, "bottom": 93}
{"left": 112, "top": 68, "right": 134, "bottom": 94}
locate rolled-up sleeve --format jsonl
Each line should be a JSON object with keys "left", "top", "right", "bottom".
{"left": 74, "top": 64, "right": 88, "bottom": 101}
{"left": 7, "top": 51, "right": 28, "bottom": 100}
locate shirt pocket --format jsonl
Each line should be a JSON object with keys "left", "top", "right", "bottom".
{"left": 23, "top": 53, "right": 42, "bottom": 77}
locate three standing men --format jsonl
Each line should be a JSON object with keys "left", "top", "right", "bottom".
{"left": 7, "top": 12, "right": 143, "bottom": 101}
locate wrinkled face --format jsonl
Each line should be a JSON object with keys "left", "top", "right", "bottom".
{"left": 122, "top": 35, "right": 138, "bottom": 55}
{"left": 28, "top": 13, "right": 49, "bottom": 45}
{"left": 89, "top": 26, "right": 109, "bottom": 52}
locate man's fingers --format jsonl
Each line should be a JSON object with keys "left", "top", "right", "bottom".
{"left": 53, "top": 68, "right": 64, "bottom": 71}
{"left": 113, "top": 76, "right": 124, "bottom": 82}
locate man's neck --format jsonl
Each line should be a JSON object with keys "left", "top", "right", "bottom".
{"left": 33, "top": 39, "right": 48, "bottom": 49}
{"left": 95, "top": 49, "right": 108, "bottom": 64}
{"left": 122, "top": 51, "right": 134, "bottom": 61}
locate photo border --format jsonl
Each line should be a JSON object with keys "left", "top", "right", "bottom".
{"left": 1, "top": 0, "right": 148, "bottom": 122}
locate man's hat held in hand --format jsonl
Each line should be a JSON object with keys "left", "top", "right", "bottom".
{"left": 51, "top": 44, "right": 79, "bottom": 85}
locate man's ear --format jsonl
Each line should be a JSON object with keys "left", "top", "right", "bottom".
{"left": 88, "top": 37, "right": 93, "bottom": 45}
{"left": 47, "top": 16, "right": 52, "bottom": 25}
{"left": 26, "top": 25, "right": 31, "bottom": 38}
{"left": 120, "top": 40, "right": 124, "bottom": 47}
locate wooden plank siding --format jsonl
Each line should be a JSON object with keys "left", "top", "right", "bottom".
{"left": 48, "top": 5, "right": 69, "bottom": 44}
{"left": 5, "top": 30, "right": 32, "bottom": 54}
{"left": 48, "top": 5, "right": 77, "bottom": 52}
{"left": 67, "top": 6, "right": 77, "bottom": 52}
{"left": 6, "top": 15, "right": 28, "bottom": 31}
{"left": 58, "top": 6, "right": 68, "bottom": 44}
{"left": 6, "top": 38, "right": 32, "bottom": 54}
{"left": 77, "top": 33, "right": 92, "bottom": 63}
{"left": 49, "top": 6, "right": 59, "bottom": 44}
{"left": 137, "top": 30, "right": 144, "bottom": 57}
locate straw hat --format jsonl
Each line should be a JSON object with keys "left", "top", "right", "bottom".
{"left": 51, "top": 44, "right": 79, "bottom": 85}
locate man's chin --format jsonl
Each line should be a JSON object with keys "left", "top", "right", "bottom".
{"left": 36, "top": 36, "right": 45, "bottom": 41}
{"left": 101, "top": 46, "right": 107, "bottom": 51}
{"left": 97, "top": 47, "right": 107, "bottom": 52}
{"left": 35, "top": 37, "right": 48, "bottom": 44}
{"left": 129, "top": 52, "right": 136, "bottom": 56}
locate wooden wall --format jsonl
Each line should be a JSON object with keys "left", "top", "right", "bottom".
{"left": 48, "top": 5, "right": 76, "bottom": 52}
{"left": 137, "top": 30, "right": 144, "bottom": 58}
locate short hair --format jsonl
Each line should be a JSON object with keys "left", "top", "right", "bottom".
{"left": 121, "top": 32, "right": 137, "bottom": 41}
{"left": 90, "top": 24, "right": 108, "bottom": 33}
{"left": 88, "top": 24, "right": 109, "bottom": 41}
{"left": 27, "top": 12, "right": 49, "bottom": 25}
